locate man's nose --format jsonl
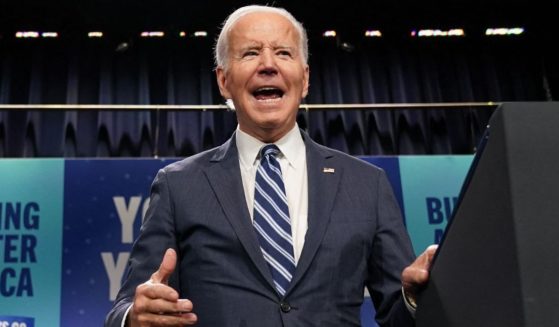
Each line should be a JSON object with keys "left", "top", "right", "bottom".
{"left": 258, "top": 49, "right": 278, "bottom": 75}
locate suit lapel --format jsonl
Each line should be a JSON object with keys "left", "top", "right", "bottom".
{"left": 203, "top": 135, "right": 277, "bottom": 293}
{"left": 288, "top": 133, "right": 342, "bottom": 292}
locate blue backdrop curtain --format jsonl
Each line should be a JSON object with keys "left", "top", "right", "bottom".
{"left": 0, "top": 35, "right": 553, "bottom": 157}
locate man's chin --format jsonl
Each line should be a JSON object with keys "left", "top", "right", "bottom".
{"left": 242, "top": 121, "right": 294, "bottom": 142}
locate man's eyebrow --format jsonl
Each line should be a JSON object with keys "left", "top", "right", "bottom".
{"left": 239, "top": 45, "right": 261, "bottom": 51}
{"left": 237, "top": 41, "right": 263, "bottom": 49}
{"left": 273, "top": 45, "right": 295, "bottom": 50}
{"left": 233, "top": 44, "right": 297, "bottom": 56}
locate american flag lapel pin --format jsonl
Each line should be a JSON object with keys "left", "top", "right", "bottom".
{"left": 323, "top": 167, "right": 335, "bottom": 173}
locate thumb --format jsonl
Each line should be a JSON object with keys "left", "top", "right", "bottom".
{"left": 420, "top": 244, "right": 438, "bottom": 269}
{"left": 151, "top": 248, "right": 177, "bottom": 285}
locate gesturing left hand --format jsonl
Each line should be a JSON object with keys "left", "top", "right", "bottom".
{"left": 401, "top": 244, "right": 438, "bottom": 307}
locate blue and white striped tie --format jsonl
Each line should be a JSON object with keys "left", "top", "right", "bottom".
{"left": 253, "top": 144, "right": 296, "bottom": 296}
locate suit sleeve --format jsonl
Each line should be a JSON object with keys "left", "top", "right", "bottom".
{"left": 104, "top": 168, "right": 180, "bottom": 327}
{"left": 367, "top": 169, "right": 416, "bottom": 327}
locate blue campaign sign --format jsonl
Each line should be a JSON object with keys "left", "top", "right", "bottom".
{"left": 0, "top": 159, "right": 64, "bottom": 327}
{"left": 0, "top": 315, "right": 35, "bottom": 327}
{"left": 0, "top": 156, "right": 472, "bottom": 326}
{"left": 399, "top": 155, "right": 473, "bottom": 255}
{"left": 60, "top": 159, "right": 174, "bottom": 327}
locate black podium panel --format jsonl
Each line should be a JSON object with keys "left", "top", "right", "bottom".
{"left": 416, "top": 102, "right": 559, "bottom": 327}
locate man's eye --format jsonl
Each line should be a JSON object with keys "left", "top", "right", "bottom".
{"left": 243, "top": 51, "right": 258, "bottom": 58}
{"left": 277, "top": 50, "right": 292, "bottom": 57}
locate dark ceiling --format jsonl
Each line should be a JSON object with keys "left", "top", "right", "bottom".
{"left": 0, "top": 0, "right": 553, "bottom": 39}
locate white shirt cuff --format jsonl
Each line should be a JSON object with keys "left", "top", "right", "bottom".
{"left": 121, "top": 304, "right": 133, "bottom": 327}
{"left": 401, "top": 287, "right": 417, "bottom": 318}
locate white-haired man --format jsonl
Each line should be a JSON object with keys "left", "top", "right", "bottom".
{"left": 106, "top": 5, "right": 435, "bottom": 327}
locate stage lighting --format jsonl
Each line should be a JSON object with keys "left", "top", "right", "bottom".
{"left": 88, "top": 32, "right": 103, "bottom": 38}
{"left": 365, "top": 30, "right": 382, "bottom": 37}
{"left": 140, "top": 31, "right": 165, "bottom": 38}
{"left": 411, "top": 28, "right": 465, "bottom": 37}
{"left": 15, "top": 31, "right": 39, "bottom": 38}
{"left": 41, "top": 32, "right": 58, "bottom": 38}
{"left": 485, "top": 27, "right": 524, "bottom": 36}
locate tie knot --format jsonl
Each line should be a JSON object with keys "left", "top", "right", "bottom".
{"left": 261, "top": 144, "right": 280, "bottom": 159}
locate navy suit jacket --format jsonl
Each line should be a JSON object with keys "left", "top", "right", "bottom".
{"left": 105, "top": 130, "right": 416, "bottom": 327}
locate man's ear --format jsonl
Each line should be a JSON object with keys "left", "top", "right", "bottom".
{"left": 302, "top": 65, "right": 310, "bottom": 98}
{"left": 216, "top": 67, "right": 232, "bottom": 99}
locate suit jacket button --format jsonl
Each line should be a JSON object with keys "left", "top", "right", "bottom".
{"left": 280, "top": 301, "right": 291, "bottom": 313}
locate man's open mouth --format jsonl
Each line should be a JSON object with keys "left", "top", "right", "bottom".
{"left": 253, "top": 87, "right": 284, "bottom": 101}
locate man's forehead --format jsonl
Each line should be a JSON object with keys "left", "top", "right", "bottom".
{"left": 230, "top": 12, "right": 298, "bottom": 39}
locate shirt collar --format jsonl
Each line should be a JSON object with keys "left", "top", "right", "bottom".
{"left": 236, "top": 124, "right": 305, "bottom": 170}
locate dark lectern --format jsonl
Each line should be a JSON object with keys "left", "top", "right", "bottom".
{"left": 416, "top": 102, "right": 559, "bottom": 327}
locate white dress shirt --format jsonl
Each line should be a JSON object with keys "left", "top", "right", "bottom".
{"left": 236, "top": 124, "right": 308, "bottom": 263}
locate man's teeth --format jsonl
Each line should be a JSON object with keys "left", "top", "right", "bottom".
{"left": 257, "top": 97, "right": 281, "bottom": 102}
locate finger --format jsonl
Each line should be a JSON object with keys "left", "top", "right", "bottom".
{"left": 401, "top": 265, "right": 429, "bottom": 287}
{"left": 177, "top": 312, "right": 198, "bottom": 325}
{"left": 426, "top": 244, "right": 439, "bottom": 253}
{"left": 419, "top": 244, "right": 438, "bottom": 269}
{"left": 135, "top": 311, "right": 198, "bottom": 326}
{"left": 410, "top": 244, "right": 438, "bottom": 271}
{"left": 151, "top": 248, "right": 177, "bottom": 285}
{"left": 137, "top": 297, "right": 194, "bottom": 315}
{"left": 133, "top": 298, "right": 197, "bottom": 325}
{"left": 156, "top": 298, "right": 194, "bottom": 315}
{"left": 425, "top": 244, "right": 438, "bottom": 259}
{"left": 137, "top": 282, "right": 179, "bottom": 301}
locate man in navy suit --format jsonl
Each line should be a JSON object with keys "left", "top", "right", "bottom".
{"left": 106, "top": 5, "right": 436, "bottom": 327}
